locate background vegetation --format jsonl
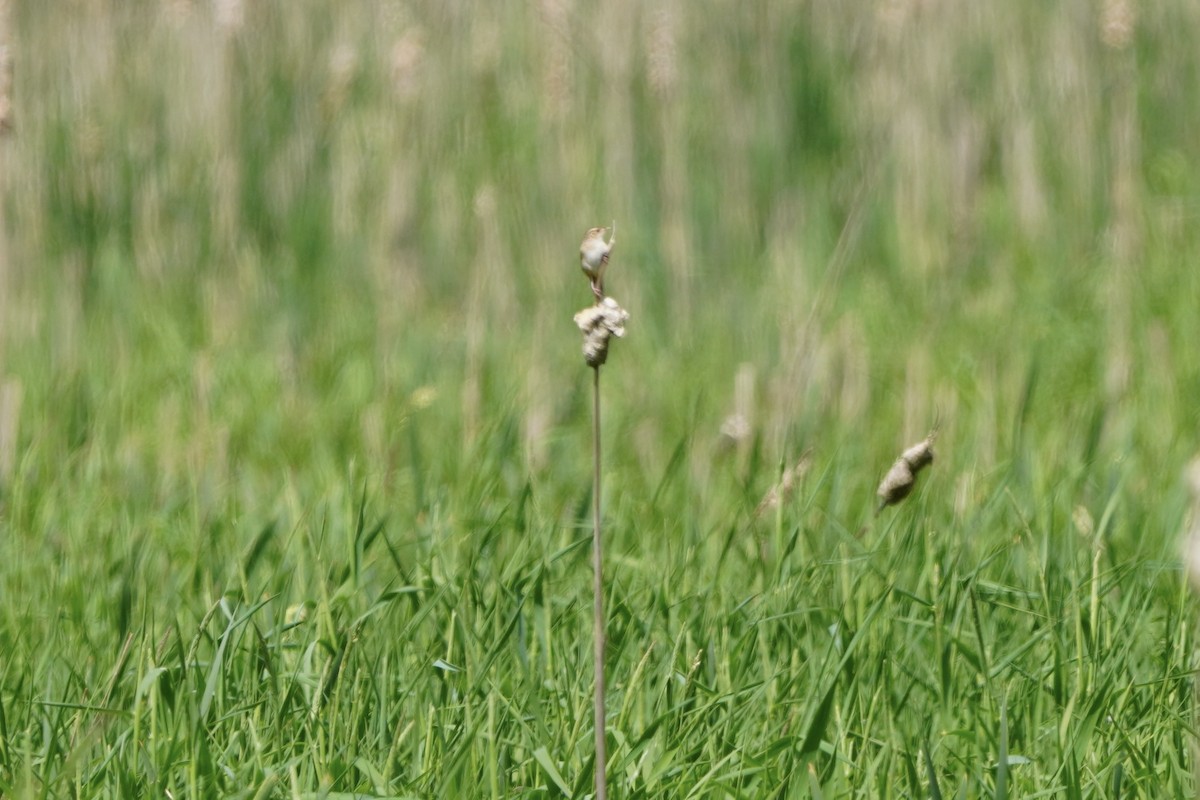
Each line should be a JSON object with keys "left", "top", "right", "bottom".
{"left": 2, "top": 0, "right": 1200, "bottom": 796}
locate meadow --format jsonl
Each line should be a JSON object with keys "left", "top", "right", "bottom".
{"left": 2, "top": 0, "right": 1200, "bottom": 796}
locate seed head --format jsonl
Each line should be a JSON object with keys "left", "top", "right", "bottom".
{"left": 876, "top": 428, "right": 938, "bottom": 514}
{"left": 574, "top": 297, "right": 630, "bottom": 368}
{"left": 1180, "top": 458, "right": 1200, "bottom": 590}
{"left": 754, "top": 452, "right": 813, "bottom": 519}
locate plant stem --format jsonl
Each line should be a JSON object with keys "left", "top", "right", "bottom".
{"left": 592, "top": 364, "right": 608, "bottom": 800}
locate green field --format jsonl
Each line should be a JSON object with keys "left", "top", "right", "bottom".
{"left": 2, "top": 1, "right": 1200, "bottom": 797}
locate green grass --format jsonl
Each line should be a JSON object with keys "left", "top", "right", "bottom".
{"left": 2, "top": 1, "right": 1200, "bottom": 797}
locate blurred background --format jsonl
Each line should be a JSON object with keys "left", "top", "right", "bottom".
{"left": 1, "top": 0, "right": 1199, "bottom": 563}
{"left": 6, "top": 2, "right": 1200, "bottom": 795}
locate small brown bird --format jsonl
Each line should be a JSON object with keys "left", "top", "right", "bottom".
{"left": 580, "top": 226, "right": 615, "bottom": 301}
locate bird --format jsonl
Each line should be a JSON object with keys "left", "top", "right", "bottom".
{"left": 579, "top": 226, "right": 615, "bottom": 302}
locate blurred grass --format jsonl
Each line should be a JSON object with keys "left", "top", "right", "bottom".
{"left": 1, "top": 0, "right": 1200, "bottom": 796}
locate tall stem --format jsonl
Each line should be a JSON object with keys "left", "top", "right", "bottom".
{"left": 591, "top": 365, "right": 608, "bottom": 800}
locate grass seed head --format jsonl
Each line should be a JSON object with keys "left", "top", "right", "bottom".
{"left": 718, "top": 413, "right": 751, "bottom": 450}
{"left": 754, "top": 452, "right": 813, "bottom": 519}
{"left": 876, "top": 428, "right": 938, "bottom": 514}
{"left": 1181, "top": 458, "right": 1200, "bottom": 590}
{"left": 0, "top": 45, "right": 12, "bottom": 135}
{"left": 574, "top": 297, "right": 629, "bottom": 368}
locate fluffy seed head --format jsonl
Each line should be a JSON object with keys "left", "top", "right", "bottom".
{"left": 876, "top": 429, "right": 938, "bottom": 513}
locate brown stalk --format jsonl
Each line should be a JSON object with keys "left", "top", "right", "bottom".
{"left": 574, "top": 230, "right": 629, "bottom": 800}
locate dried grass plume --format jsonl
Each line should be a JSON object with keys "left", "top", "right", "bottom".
{"left": 0, "top": 45, "right": 12, "bottom": 135}
{"left": 574, "top": 297, "right": 629, "bottom": 368}
{"left": 876, "top": 427, "right": 938, "bottom": 514}
{"left": 754, "top": 452, "right": 813, "bottom": 519}
{"left": 1180, "top": 458, "right": 1200, "bottom": 590}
